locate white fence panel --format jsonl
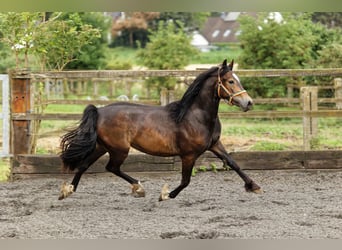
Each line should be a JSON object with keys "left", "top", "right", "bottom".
{"left": 0, "top": 74, "right": 10, "bottom": 157}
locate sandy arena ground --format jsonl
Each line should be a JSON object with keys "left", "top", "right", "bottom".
{"left": 1, "top": 169, "right": 342, "bottom": 239}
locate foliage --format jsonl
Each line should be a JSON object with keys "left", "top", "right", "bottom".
{"left": 0, "top": 12, "right": 106, "bottom": 71}
{"left": 111, "top": 12, "right": 160, "bottom": 47}
{"left": 0, "top": 12, "right": 44, "bottom": 68}
{"left": 137, "top": 20, "right": 198, "bottom": 90}
{"left": 306, "top": 21, "right": 341, "bottom": 87}
{"left": 314, "top": 43, "right": 342, "bottom": 68}
{"left": 34, "top": 12, "right": 102, "bottom": 70}
{"left": 237, "top": 12, "right": 337, "bottom": 97}
{"left": 61, "top": 12, "right": 111, "bottom": 70}
{"left": 0, "top": 42, "right": 15, "bottom": 73}
{"left": 157, "top": 12, "right": 210, "bottom": 32}
{"left": 111, "top": 12, "right": 209, "bottom": 48}
{"left": 312, "top": 12, "right": 342, "bottom": 28}
{"left": 137, "top": 20, "right": 198, "bottom": 70}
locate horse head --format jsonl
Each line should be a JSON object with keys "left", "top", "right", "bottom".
{"left": 217, "top": 59, "right": 253, "bottom": 112}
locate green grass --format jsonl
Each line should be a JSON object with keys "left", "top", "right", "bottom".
{"left": 103, "top": 45, "right": 242, "bottom": 68}
{"left": 190, "top": 45, "right": 242, "bottom": 64}
{"left": 44, "top": 104, "right": 85, "bottom": 113}
{"left": 219, "top": 115, "right": 342, "bottom": 151}
{"left": 0, "top": 159, "right": 10, "bottom": 182}
{"left": 104, "top": 47, "right": 137, "bottom": 69}
{"left": 250, "top": 141, "right": 291, "bottom": 151}
{"left": 105, "top": 46, "right": 138, "bottom": 62}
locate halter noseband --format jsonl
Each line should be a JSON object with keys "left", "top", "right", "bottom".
{"left": 217, "top": 67, "right": 246, "bottom": 105}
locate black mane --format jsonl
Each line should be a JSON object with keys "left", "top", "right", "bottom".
{"left": 167, "top": 66, "right": 220, "bottom": 123}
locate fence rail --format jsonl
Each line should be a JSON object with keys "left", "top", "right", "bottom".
{"left": 13, "top": 67, "right": 342, "bottom": 79}
{"left": 8, "top": 68, "right": 342, "bottom": 155}
{"left": 10, "top": 109, "right": 342, "bottom": 121}
{"left": 4, "top": 68, "right": 342, "bottom": 176}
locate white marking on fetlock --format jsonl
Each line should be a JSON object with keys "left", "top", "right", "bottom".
{"left": 159, "top": 183, "right": 170, "bottom": 201}
{"left": 131, "top": 181, "right": 146, "bottom": 197}
{"left": 58, "top": 182, "right": 74, "bottom": 200}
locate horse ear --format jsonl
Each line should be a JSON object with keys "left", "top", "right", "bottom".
{"left": 228, "top": 59, "right": 234, "bottom": 70}
{"left": 222, "top": 59, "right": 227, "bottom": 67}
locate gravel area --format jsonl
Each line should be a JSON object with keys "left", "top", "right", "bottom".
{"left": 1, "top": 170, "right": 342, "bottom": 239}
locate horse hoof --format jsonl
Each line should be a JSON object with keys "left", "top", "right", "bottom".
{"left": 58, "top": 182, "right": 74, "bottom": 200}
{"left": 131, "top": 182, "right": 146, "bottom": 198}
{"left": 245, "top": 182, "right": 262, "bottom": 194}
{"left": 252, "top": 188, "right": 263, "bottom": 194}
{"left": 159, "top": 183, "right": 170, "bottom": 201}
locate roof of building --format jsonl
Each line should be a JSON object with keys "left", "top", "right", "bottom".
{"left": 201, "top": 12, "right": 257, "bottom": 43}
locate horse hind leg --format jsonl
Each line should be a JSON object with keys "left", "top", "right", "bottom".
{"left": 58, "top": 145, "right": 106, "bottom": 200}
{"left": 106, "top": 152, "right": 146, "bottom": 198}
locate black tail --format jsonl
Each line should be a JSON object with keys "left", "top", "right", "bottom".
{"left": 60, "top": 104, "right": 98, "bottom": 171}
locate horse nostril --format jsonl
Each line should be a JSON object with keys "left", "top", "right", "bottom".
{"left": 247, "top": 100, "right": 253, "bottom": 107}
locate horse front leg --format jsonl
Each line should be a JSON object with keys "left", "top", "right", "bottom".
{"left": 209, "top": 140, "right": 262, "bottom": 193}
{"left": 159, "top": 155, "right": 196, "bottom": 201}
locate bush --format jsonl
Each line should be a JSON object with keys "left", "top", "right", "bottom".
{"left": 315, "top": 42, "right": 342, "bottom": 68}
{"left": 237, "top": 13, "right": 337, "bottom": 97}
{"left": 137, "top": 20, "right": 198, "bottom": 90}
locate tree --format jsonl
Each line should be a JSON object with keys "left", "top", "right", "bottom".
{"left": 137, "top": 20, "right": 198, "bottom": 91}
{"left": 35, "top": 13, "right": 100, "bottom": 70}
{"left": 0, "top": 41, "right": 15, "bottom": 73}
{"left": 111, "top": 12, "right": 209, "bottom": 48}
{"left": 315, "top": 43, "right": 342, "bottom": 68}
{"left": 112, "top": 12, "right": 160, "bottom": 47}
{"left": 0, "top": 12, "right": 43, "bottom": 69}
{"left": 157, "top": 12, "right": 210, "bottom": 32}
{"left": 237, "top": 12, "right": 336, "bottom": 97}
{"left": 137, "top": 20, "right": 198, "bottom": 70}
{"left": 59, "top": 12, "right": 111, "bottom": 70}
{"left": 312, "top": 12, "right": 342, "bottom": 28}
{"left": 32, "top": 13, "right": 101, "bottom": 71}
{"left": 0, "top": 12, "right": 106, "bottom": 71}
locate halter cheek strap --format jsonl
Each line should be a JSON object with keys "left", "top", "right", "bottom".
{"left": 217, "top": 68, "right": 246, "bottom": 105}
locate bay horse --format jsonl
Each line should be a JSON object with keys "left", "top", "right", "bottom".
{"left": 58, "top": 59, "right": 261, "bottom": 201}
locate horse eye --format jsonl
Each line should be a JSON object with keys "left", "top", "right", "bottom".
{"left": 228, "top": 80, "right": 234, "bottom": 84}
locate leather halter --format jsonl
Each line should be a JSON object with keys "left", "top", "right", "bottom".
{"left": 217, "top": 68, "right": 246, "bottom": 105}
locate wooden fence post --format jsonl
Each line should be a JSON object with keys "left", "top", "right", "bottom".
{"left": 10, "top": 71, "right": 33, "bottom": 154}
{"left": 168, "top": 90, "right": 175, "bottom": 103}
{"left": 160, "top": 88, "right": 175, "bottom": 106}
{"left": 334, "top": 78, "right": 342, "bottom": 110}
{"left": 301, "top": 87, "right": 318, "bottom": 151}
{"left": 160, "top": 88, "right": 168, "bottom": 106}
{"left": 287, "top": 84, "right": 293, "bottom": 106}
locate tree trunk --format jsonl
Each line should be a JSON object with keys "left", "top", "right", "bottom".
{"left": 129, "top": 31, "right": 134, "bottom": 47}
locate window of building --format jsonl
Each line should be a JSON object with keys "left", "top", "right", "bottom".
{"left": 212, "top": 30, "right": 220, "bottom": 38}
{"left": 223, "top": 29, "right": 231, "bottom": 37}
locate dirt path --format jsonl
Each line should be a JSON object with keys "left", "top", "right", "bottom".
{"left": 1, "top": 170, "right": 342, "bottom": 239}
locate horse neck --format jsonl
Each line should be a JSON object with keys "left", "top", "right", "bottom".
{"left": 191, "top": 77, "right": 220, "bottom": 123}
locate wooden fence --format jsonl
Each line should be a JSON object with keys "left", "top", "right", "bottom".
{"left": 8, "top": 68, "right": 342, "bottom": 175}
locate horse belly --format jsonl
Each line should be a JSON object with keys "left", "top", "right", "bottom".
{"left": 131, "top": 129, "right": 178, "bottom": 156}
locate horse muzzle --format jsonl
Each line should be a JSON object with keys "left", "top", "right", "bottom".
{"left": 233, "top": 94, "right": 253, "bottom": 112}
